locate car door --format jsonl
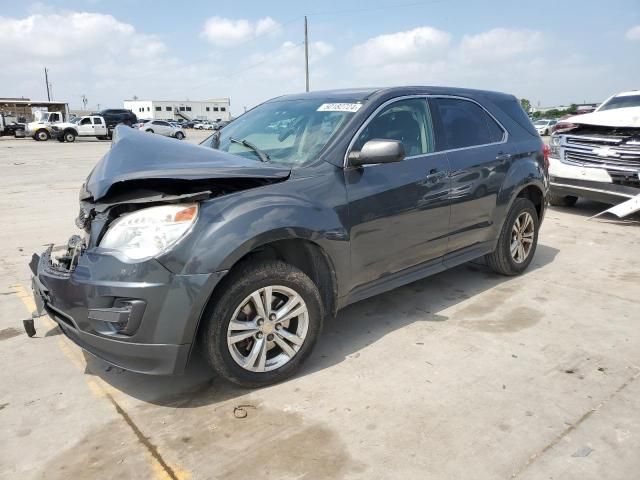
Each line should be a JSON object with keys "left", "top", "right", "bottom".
{"left": 77, "top": 117, "right": 94, "bottom": 136}
{"left": 158, "top": 121, "right": 172, "bottom": 136}
{"left": 92, "top": 117, "right": 107, "bottom": 136}
{"left": 345, "top": 97, "right": 451, "bottom": 289}
{"left": 430, "top": 97, "right": 510, "bottom": 256}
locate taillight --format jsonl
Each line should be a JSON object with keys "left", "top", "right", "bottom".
{"left": 542, "top": 144, "right": 550, "bottom": 170}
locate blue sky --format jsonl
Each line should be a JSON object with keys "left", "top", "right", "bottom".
{"left": 1, "top": 0, "right": 639, "bottom": 114}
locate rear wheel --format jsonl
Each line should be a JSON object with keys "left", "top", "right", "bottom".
{"left": 146, "top": 129, "right": 154, "bottom": 134}
{"left": 486, "top": 198, "right": 539, "bottom": 276}
{"left": 201, "top": 260, "right": 323, "bottom": 387}
{"left": 548, "top": 194, "right": 578, "bottom": 207}
{"left": 57, "top": 135, "right": 65, "bottom": 143}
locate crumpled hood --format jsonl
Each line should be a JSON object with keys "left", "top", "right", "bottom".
{"left": 86, "top": 125, "right": 291, "bottom": 200}
{"left": 567, "top": 107, "right": 640, "bottom": 128}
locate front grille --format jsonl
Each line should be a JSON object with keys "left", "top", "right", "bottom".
{"left": 564, "top": 150, "right": 640, "bottom": 169}
{"left": 563, "top": 134, "right": 640, "bottom": 171}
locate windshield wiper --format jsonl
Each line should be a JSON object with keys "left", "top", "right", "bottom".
{"left": 229, "top": 137, "right": 270, "bottom": 163}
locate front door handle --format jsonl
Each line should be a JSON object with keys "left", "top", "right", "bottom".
{"left": 496, "top": 152, "right": 512, "bottom": 161}
{"left": 426, "top": 169, "right": 447, "bottom": 182}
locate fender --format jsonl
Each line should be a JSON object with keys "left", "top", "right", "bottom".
{"left": 492, "top": 147, "right": 548, "bottom": 243}
{"left": 157, "top": 167, "right": 351, "bottom": 297}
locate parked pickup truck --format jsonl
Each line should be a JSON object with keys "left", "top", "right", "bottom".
{"left": 0, "top": 113, "right": 25, "bottom": 137}
{"left": 548, "top": 90, "right": 640, "bottom": 207}
{"left": 55, "top": 115, "right": 111, "bottom": 142}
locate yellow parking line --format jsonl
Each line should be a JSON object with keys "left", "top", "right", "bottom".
{"left": 10, "top": 283, "right": 190, "bottom": 480}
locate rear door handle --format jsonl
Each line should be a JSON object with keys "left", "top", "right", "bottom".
{"left": 496, "top": 152, "right": 512, "bottom": 161}
{"left": 426, "top": 169, "right": 447, "bottom": 182}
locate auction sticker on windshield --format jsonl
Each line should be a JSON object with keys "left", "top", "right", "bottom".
{"left": 317, "top": 103, "right": 362, "bottom": 112}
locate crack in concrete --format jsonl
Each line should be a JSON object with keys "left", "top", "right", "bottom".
{"left": 511, "top": 369, "right": 640, "bottom": 478}
{"left": 104, "top": 391, "right": 178, "bottom": 480}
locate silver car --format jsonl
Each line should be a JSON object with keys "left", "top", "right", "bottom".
{"left": 139, "top": 120, "right": 185, "bottom": 140}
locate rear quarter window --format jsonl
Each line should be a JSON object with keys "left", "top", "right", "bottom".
{"left": 494, "top": 98, "right": 538, "bottom": 137}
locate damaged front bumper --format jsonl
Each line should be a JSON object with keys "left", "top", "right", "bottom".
{"left": 548, "top": 156, "right": 640, "bottom": 204}
{"left": 30, "top": 244, "right": 225, "bottom": 375}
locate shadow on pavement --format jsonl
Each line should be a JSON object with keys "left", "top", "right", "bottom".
{"left": 83, "top": 244, "right": 559, "bottom": 407}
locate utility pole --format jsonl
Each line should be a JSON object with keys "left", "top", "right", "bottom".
{"left": 44, "top": 68, "right": 51, "bottom": 101}
{"left": 304, "top": 16, "right": 309, "bottom": 92}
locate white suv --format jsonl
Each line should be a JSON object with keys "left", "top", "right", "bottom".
{"left": 139, "top": 120, "right": 185, "bottom": 139}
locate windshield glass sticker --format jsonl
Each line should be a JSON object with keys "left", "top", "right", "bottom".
{"left": 317, "top": 103, "right": 362, "bottom": 112}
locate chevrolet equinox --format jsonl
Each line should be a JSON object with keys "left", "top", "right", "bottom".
{"left": 30, "top": 87, "right": 548, "bottom": 387}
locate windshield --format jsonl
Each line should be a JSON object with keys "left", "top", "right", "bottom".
{"left": 534, "top": 120, "right": 549, "bottom": 126}
{"left": 70, "top": 117, "right": 81, "bottom": 124}
{"left": 598, "top": 94, "right": 640, "bottom": 111}
{"left": 204, "top": 99, "right": 360, "bottom": 166}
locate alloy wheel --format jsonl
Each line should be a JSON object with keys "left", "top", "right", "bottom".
{"left": 226, "top": 285, "right": 309, "bottom": 372}
{"left": 510, "top": 211, "right": 535, "bottom": 263}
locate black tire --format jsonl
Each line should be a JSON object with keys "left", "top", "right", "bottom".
{"left": 486, "top": 198, "right": 539, "bottom": 276}
{"left": 35, "top": 129, "right": 50, "bottom": 141}
{"left": 548, "top": 194, "right": 578, "bottom": 207}
{"left": 175, "top": 131, "right": 184, "bottom": 140}
{"left": 201, "top": 260, "right": 323, "bottom": 388}
{"left": 64, "top": 131, "right": 76, "bottom": 143}
{"left": 57, "top": 135, "right": 65, "bottom": 143}
{"left": 146, "top": 129, "right": 154, "bottom": 134}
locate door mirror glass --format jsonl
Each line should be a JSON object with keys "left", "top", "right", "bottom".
{"left": 348, "top": 139, "right": 405, "bottom": 167}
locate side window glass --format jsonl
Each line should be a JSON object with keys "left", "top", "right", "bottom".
{"left": 92, "top": 117, "right": 103, "bottom": 125}
{"left": 353, "top": 98, "right": 434, "bottom": 156}
{"left": 80, "top": 118, "right": 92, "bottom": 125}
{"left": 485, "top": 113, "right": 504, "bottom": 143}
{"left": 434, "top": 98, "right": 498, "bottom": 149}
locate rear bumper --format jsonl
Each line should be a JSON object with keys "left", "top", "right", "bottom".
{"left": 549, "top": 156, "right": 640, "bottom": 204}
{"left": 31, "top": 246, "right": 226, "bottom": 375}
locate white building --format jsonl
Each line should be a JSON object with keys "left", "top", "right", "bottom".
{"left": 122, "top": 99, "right": 231, "bottom": 122}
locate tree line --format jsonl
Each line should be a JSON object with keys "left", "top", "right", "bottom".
{"left": 520, "top": 99, "right": 579, "bottom": 119}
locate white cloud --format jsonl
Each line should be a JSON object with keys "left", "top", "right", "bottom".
{"left": 350, "top": 27, "right": 450, "bottom": 66}
{"left": 346, "top": 26, "right": 626, "bottom": 106}
{"left": 200, "top": 16, "right": 281, "bottom": 46}
{"left": 0, "top": 12, "right": 168, "bottom": 62}
{"left": 458, "top": 28, "right": 543, "bottom": 62}
{"left": 625, "top": 25, "right": 640, "bottom": 41}
{"left": 0, "top": 12, "right": 178, "bottom": 107}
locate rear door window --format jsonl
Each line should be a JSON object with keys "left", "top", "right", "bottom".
{"left": 433, "top": 98, "right": 503, "bottom": 150}
{"left": 92, "top": 117, "right": 103, "bottom": 125}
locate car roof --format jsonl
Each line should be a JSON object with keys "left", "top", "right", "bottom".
{"left": 612, "top": 90, "right": 639, "bottom": 97}
{"left": 267, "top": 86, "right": 514, "bottom": 103}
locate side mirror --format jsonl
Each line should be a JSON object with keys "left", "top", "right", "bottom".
{"left": 348, "top": 139, "right": 405, "bottom": 167}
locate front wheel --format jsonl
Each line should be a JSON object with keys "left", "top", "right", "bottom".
{"left": 64, "top": 131, "right": 76, "bottom": 143}
{"left": 486, "top": 198, "right": 539, "bottom": 276}
{"left": 35, "top": 129, "right": 50, "bottom": 141}
{"left": 201, "top": 260, "right": 323, "bottom": 387}
{"left": 146, "top": 129, "right": 154, "bottom": 134}
{"left": 175, "top": 131, "right": 184, "bottom": 140}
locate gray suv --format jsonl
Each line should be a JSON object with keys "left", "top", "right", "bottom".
{"left": 30, "top": 87, "right": 548, "bottom": 387}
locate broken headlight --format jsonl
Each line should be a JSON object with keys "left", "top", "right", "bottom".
{"left": 100, "top": 204, "right": 198, "bottom": 260}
